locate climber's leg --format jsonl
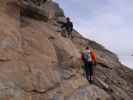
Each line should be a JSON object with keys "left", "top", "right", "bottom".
{"left": 85, "top": 63, "right": 90, "bottom": 83}
{"left": 89, "top": 62, "right": 93, "bottom": 83}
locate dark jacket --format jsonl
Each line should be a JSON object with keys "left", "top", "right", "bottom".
{"left": 61, "top": 21, "right": 73, "bottom": 31}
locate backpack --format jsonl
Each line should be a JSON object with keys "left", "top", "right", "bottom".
{"left": 83, "top": 50, "right": 92, "bottom": 62}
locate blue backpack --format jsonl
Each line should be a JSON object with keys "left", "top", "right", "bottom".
{"left": 83, "top": 51, "right": 92, "bottom": 62}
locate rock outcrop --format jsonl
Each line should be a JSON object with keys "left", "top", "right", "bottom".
{"left": 0, "top": 0, "right": 133, "bottom": 100}
{"left": 20, "top": 0, "right": 64, "bottom": 21}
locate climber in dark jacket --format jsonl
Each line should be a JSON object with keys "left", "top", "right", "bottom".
{"left": 61, "top": 17, "right": 73, "bottom": 38}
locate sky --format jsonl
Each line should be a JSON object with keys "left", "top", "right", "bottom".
{"left": 56, "top": 0, "right": 133, "bottom": 69}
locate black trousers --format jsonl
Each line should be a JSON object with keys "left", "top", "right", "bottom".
{"left": 84, "top": 61, "right": 93, "bottom": 83}
{"left": 66, "top": 28, "right": 73, "bottom": 38}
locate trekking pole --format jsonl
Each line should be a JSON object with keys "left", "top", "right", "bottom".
{"left": 93, "top": 63, "right": 97, "bottom": 81}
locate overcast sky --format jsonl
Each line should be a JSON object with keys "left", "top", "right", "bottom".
{"left": 56, "top": 0, "right": 133, "bottom": 69}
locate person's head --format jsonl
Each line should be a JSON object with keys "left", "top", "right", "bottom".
{"left": 86, "top": 46, "right": 90, "bottom": 50}
{"left": 66, "top": 17, "right": 70, "bottom": 22}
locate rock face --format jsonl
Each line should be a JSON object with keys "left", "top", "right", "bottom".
{"left": 0, "top": 0, "right": 133, "bottom": 100}
{"left": 20, "top": 0, "right": 64, "bottom": 21}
